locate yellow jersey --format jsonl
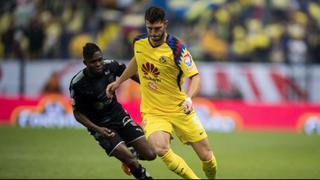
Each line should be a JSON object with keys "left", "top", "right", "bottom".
{"left": 133, "top": 33, "right": 199, "bottom": 115}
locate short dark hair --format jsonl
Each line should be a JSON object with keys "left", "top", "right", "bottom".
{"left": 83, "top": 42, "right": 101, "bottom": 60}
{"left": 145, "top": 6, "right": 166, "bottom": 23}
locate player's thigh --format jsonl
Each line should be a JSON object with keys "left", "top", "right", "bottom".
{"left": 141, "top": 114, "right": 173, "bottom": 140}
{"left": 117, "top": 115, "right": 145, "bottom": 144}
{"left": 172, "top": 112, "right": 207, "bottom": 144}
{"left": 129, "top": 136, "right": 156, "bottom": 160}
{"left": 89, "top": 130, "right": 124, "bottom": 156}
{"left": 148, "top": 131, "right": 171, "bottom": 156}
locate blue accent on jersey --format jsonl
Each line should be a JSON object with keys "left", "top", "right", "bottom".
{"left": 166, "top": 34, "right": 186, "bottom": 91}
{"left": 166, "top": 34, "right": 186, "bottom": 66}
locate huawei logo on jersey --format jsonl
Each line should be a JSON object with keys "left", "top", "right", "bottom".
{"left": 142, "top": 62, "right": 160, "bottom": 77}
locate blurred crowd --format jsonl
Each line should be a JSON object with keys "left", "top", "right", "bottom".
{"left": 1, "top": 0, "right": 320, "bottom": 64}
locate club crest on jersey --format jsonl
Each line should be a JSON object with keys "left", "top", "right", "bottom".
{"left": 159, "top": 56, "right": 167, "bottom": 64}
{"left": 183, "top": 53, "right": 193, "bottom": 67}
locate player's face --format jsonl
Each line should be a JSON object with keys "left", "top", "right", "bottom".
{"left": 146, "top": 20, "right": 167, "bottom": 42}
{"left": 85, "top": 51, "right": 104, "bottom": 76}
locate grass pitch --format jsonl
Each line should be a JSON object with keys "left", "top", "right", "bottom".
{"left": 0, "top": 126, "right": 319, "bottom": 179}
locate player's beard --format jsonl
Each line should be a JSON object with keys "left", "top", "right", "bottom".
{"left": 151, "top": 32, "right": 165, "bottom": 42}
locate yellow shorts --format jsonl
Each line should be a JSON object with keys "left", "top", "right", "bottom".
{"left": 141, "top": 112, "right": 207, "bottom": 144}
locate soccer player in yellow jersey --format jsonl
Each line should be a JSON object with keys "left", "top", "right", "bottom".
{"left": 107, "top": 6, "right": 217, "bottom": 179}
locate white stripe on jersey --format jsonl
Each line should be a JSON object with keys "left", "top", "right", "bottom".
{"left": 103, "top": 59, "right": 114, "bottom": 64}
{"left": 70, "top": 71, "right": 84, "bottom": 86}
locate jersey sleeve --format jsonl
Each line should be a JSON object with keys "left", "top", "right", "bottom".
{"left": 177, "top": 46, "right": 199, "bottom": 78}
{"left": 69, "top": 84, "right": 85, "bottom": 112}
{"left": 166, "top": 34, "right": 199, "bottom": 78}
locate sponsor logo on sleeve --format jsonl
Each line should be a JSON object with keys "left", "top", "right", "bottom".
{"left": 183, "top": 53, "right": 193, "bottom": 67}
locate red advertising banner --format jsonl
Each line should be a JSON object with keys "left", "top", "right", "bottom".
{"left": 193, "top": 98, "right": 320, "bottom": 133}
{"left": 0, "top": 96, "right": 39, "bottom": 124}
{"left": 1, "top": 95, "right": 319, "bottom": 134}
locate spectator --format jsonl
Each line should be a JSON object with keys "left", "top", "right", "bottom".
{"left": 0, "top": 0, "right": 319, "bottom": 63}
{"left": 1, "top": 20, "right": 15, "bottom": 58}
{"left": 25, "top": 18, "right": 45, "bottom": 59}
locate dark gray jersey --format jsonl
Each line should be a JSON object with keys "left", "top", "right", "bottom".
{"left": 69, "top": 60, "right": 126, "bottom": 124}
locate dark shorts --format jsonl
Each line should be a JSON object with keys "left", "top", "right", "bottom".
{"left": 89, "top": 110, "right": 144, "bottom": 156}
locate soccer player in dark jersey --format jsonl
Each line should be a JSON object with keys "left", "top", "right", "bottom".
{"left": 69, "top": 43, "right": 156, "bottom": 179}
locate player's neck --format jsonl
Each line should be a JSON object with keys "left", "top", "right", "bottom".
{"left": 149, "top": 33, "right": 167, "bottom": 47}
{"left": 84, "top": 68, "right": 99, "bottom": 78}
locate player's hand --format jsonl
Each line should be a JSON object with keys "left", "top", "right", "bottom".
{"left": 182, "top": 97, "right": 193, "bottom": 114}
{"left": 106, "top": 80, "right": 120, "bottom": 98}
{"left": 99, "top": 127, "right": 115, "bottom": 139}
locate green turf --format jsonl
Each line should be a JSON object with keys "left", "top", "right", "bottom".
{"left": 0, "top": 126, "right": 319, "bottom": 179}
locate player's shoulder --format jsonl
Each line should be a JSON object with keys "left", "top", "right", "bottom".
{"left": 103, "top": 59, "right": 125, "bottom": 71}
{"left": 166, "top": 33, "right": 180, "bottom": 42}
{"left": 165, "top": 34, "right": 188, "bottom": 63}
{"left": 103, "top": 59, "right": 116, "bottom": 65}
{"left": 103, "top": 59, "right": 124, "bottom": 67}
{"left": 70, "top": 70, "right": 85, "bottom": 85}
{"left": 70, "top": 70, "right": 85, "bottom": 87}
{"left": 133, "top": 33, "right": 148, "bottom": 44}
{"left": 166, "top": 33, "right": 186, "bottom": 49}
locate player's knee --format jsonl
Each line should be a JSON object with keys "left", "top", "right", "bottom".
{"left": 149, "top": 133, "right": 170, "bottom": 156}
{"left": 144, "top": 150, "right": 157, "bottom": 161}
{"left": 200, "top": 150, "right": 213, "bottom": 161}
{"left": 135, "top": 148, "right": 156, "bottom": 161}
{"left": 154, "top": 145, "right": 170, "bottom": 157}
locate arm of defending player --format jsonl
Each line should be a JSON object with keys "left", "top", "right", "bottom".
{"left": 73, "top": 111, "right": 115, "bottom": 138}
{"left": 106, "top": 57, "right": 138, "bottom": 98}
{"left": 69, "top": 83, "right": 114, "bottom": 138}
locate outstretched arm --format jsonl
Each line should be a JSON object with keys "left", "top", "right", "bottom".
{"left": 106, "top": 57, "right": 138, "bottom": 97}
{"left": 118, "top": 57, "right": 138, "bottom": 84}
{"left": 181, "top": 73, "right": 201, "bottom": 114}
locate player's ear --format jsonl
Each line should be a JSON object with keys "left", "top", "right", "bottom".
{"left": 164, "top": 19, "right": 168, "bottom": 27}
